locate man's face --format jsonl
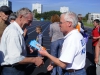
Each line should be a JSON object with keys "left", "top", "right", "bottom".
{"left": 22, "top": 13, "right": 33, "bottom": 28}
{"left": 59, "top": 15, "right": 69, "bottom": 34}
{"left": 78, "top": 17, "right": 82, "bottom": 21}
{"left": 93, "top": 21, "right": 97, "bottom": 27}
{"left": 0, "top": 12, "right": 9, "bottom": 21}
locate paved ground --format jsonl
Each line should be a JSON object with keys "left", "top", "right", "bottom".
{"left": 25, "top": 21, "right": 96, "bottom": 75}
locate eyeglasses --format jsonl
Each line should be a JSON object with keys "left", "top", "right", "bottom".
{"left": 59, "top": 21, "right": 70, "bottom": 24}
{"left": 59, "top": 22, "right": 66, "bottom": 24}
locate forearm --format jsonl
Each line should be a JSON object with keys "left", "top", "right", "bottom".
{"left": 23, "top": 32, "right": 27, "bottom": 37}
{"left": 46, "top": 53, "right": 67, "bottom": 69}
{"left": 18, "top": 57, "right": 35, "bottom": 64}
{"left": 93, "top": 36, "right": 100, "bottom": 40}
{"left": 80, "top": 27, "right": 84, "bottom": 33}
{"left": 95, "top": 43, "right": 100, "bottom": 58}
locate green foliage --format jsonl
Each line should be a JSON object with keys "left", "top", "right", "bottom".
{"left": 34, "top": 10, "right": 61, "bottom": 20}
{"left": 82, "top": 17, "right": 87, "bottom": 21}
{"left": 33, "top": 9, "right": 37, "bottom": 14}
{"left": 84, "top": 13, "right": 90, "bottom": 21}
{"left": 83, "top": 21, "right": 93, "bottom": 28}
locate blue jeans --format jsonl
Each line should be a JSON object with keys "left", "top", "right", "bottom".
{"left": 51, "top": 39, "right": 64, "bottom": 60}
{"left": 51, "top": 66, "right": 63, "bottom": 75}
{"left": 2, "top": 66, "right": 26, "bottom": 75}
{"left": 50, "top": 39, "right": 64, "bottom": 75}
{"left": 64, "top": 68, "right": 86, "bottom": 75}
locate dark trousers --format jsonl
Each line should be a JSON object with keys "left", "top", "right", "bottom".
{"left": 0, "top": 66, "right": 2, "bottom": 75}
{"left": 92, "top": 46, "right": 95, "bottom": 58}
{"left": 1, "top": 64, "right": 27, "bottom": 75}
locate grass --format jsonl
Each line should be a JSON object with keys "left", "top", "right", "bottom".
{"left": 83, "top": 21, "right": 94, "bottom": 28}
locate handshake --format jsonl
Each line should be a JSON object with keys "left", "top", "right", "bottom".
{"left": 29, "top": 40, "right": 46, "bottom": 67}
{"left": 33, "top": 57, "right": 44, "bottom": 67}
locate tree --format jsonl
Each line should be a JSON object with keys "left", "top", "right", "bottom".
{"left": 85, "top": 13, "right": 90, "bottom": 20}
{"left": 33, "top": 9, "right": 37, "bottom": 17}
{"left": 33, "top": 10, "right": 61, "bottom": 20}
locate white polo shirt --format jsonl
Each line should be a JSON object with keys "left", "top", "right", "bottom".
{"left": 59, "top": 29, "right": 86, "bottom": 70}
{"left": 0, "top": 21, "right": 27, "bottom": 65}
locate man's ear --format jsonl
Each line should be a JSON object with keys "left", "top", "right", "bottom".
{"left": 68, "top": 22, "right": 72, "bottom": 27}
{"left": 19, "top": 15, "right": 23, "bottom": 18}
{"left": 18, "top": 15, "right": 23, "bottom": 22}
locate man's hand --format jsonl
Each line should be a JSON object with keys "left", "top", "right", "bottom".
{"left": 38, "top": 49, "right": 49, "bottom": 56}
{"left": 47, "top": 64, "right": 54, "bottom": 71}
{"left": 94, "top": 57, "right": 99, "bottom": 64}
{"left": 29, "top": 46, "right": 34, "bottom": 53}
{"left": 23, "top": 28, "right": 28, "bottom": 37}
{"left": 26, "top": 45, "right": 34, "bottom": 53}
{"left": 24, "top": 28, "right": 28, "bottom": 34}
{"left": 34, "top": 57, "right": 44, "bottom": 67}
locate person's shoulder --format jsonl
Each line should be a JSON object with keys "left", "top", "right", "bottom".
{"left": 6, "top": 24, "right": 18, "bottom": 33}
{"left": 51, "top": 22, "right": 58, "bottom": 25}
{"left": 39, "top": 33, "right": 43, "bottom": 36}
{"left": 7, "top": 23, "right": 15, "bottom": 29}
{"left": 71, "top": 30, "right": 82, "bottom": 38}
{"left": 50, "top": 23, "right": 54, "bottom": 26}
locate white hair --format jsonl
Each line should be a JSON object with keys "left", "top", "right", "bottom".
{"left": 61, "top": 11, "right": 78, "bottom": 27}
{"left": 16, "top": 8, "right": 32, "bottom": 17}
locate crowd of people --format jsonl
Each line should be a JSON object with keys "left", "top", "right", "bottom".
{"left": 0, "top": 5, "right": 100, "bottom": 75}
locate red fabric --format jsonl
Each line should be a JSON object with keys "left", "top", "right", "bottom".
{"left": 92, "top": 27, "right": 100, "bottom": 46}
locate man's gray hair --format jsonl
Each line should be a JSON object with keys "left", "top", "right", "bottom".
{"left": 9, "top": 13, "right": 17, "bottom": 22}
{"left": 62, "top": 11, "right": 78, "bottom": 27}
{"left": 16, "top": 8, "right": 32, "bottom": 17}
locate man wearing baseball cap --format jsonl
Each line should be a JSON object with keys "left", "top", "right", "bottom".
{"left": 0, "top": 5, "right": 12, "bottom": 75}
{"left": 0, "top": 5, "right": 12, "bottom": 39}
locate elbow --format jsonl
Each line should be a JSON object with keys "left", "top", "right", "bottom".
{"left": 58, "top": 60, "right": 67, "bottom": 69}
{"left": 61, "top": 65, "right": 66, "bottom": 69}
{"left": 60, "top": 63, "right": 67, "bottom": 69}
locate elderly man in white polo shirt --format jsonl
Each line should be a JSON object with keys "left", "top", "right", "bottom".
{"left": 39, "top": 11, "right": 86, "bottom": 75}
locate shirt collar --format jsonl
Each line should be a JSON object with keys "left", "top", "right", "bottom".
{"left": 64, "top": 29, "right": 78, "bottom": 39}
{"left": 13, "top": 21, "right": 24, "bottom": 35}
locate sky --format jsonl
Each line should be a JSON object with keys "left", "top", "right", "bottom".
{"left": 7, "top": 0, "right": 100, "bottom": 17}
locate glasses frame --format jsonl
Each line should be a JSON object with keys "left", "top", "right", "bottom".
{"left": 59, "top": 21, "right": 70, "bottom": 24}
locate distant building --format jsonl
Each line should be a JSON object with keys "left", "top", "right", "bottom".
{"left": 32, "top": 3, "right": 42, "bottom": 14}
{"left": 87, "top": 13, "right": 100, "bottom": 23}
{"left": 0, "top": 0, "right": 12, "bottom": 10}
{"left": 60, "top": 6, "right": 69, "bottom": 13}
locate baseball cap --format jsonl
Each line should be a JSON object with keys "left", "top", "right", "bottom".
{"left": 0, "top": 5, "right": 12, "bottom": 15}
